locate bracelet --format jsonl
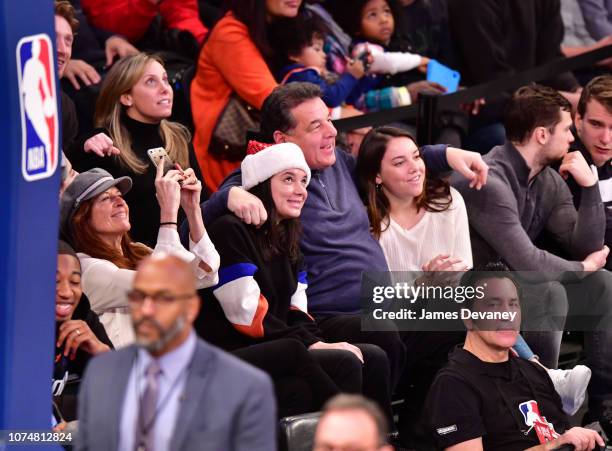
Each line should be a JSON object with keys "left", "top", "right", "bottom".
{"left": 160, "top": 221, "right": 178, "bottom": 226}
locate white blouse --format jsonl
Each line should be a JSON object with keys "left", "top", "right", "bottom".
{"left": 78, "top": 227, "right": 220, "bottom": 348}
{"left": 379, "top": 187, "right": 473, "bottom": 271}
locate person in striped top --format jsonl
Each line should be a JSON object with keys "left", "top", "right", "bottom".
{"left": 196, "top": 141, "right": 395, "bottom": 422}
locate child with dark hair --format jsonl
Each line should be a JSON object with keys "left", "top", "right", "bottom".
{"left": 274, "top": 14, "right": 370, "bottom": 110}
{"left": 329, "top": 0, "right": 471, "bottom": 146}
{"left": 274, "top": 9, "right": 427, "bottom": 114}
{"left": 329, "top": 0, "right": 431, "bottom": 89}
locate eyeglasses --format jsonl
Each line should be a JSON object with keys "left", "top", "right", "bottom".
{"left": 126, "top": 289, "right": 195, "bottom": 306}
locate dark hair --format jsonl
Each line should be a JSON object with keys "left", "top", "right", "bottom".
{"left": 71, "top": 198, "right": 151, "bottom": 270}
{"left": 356, "top": 126, "right": 451, "bottom": 239}
{"left": 58, "top": 240, "right": 80, "bottom": 268}
{"left": 320, "top": 394, "right": 388, "bottom": 446}
{"left": 260, "top": 82, "right": 323, "bottom": 140}
{"left": 247, "top": 179, "right": 302, "bottom": 263}
{"left": 460, "top": 262, "right": 521, "bottom": 311}
{"left": 577, "top": 74, "right": 612, "bottom": 117}
{"left": 328, "top": 0, "right": 403, "bottom": 43}
{"left": 504, "top": 84, "right": 572, "bottom": 145}
{"left": 226, "top": 0, "right": 305, "bottom": 62}
{"left": 272, "top": 13, "right": 328, "bottom": 60}
{"left": 54, "top": 0, "right": 79, "bottom": 33}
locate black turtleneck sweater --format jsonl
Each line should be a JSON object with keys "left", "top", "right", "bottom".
{"left": 66, "top": 114, "right": 205, "bottom": 247}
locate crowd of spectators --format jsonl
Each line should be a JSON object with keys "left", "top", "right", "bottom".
{"left": 47, "top": 0, "right": 612, "bottom": 450}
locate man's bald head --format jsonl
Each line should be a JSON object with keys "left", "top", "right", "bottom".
{"left": 130, "top": 254, "right": 200, "bottom": 356}
{"left": 135, "top": 254, "right": 197, "bottom": 292}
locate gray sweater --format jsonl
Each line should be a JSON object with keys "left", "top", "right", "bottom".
{"left": 452, "top": 142, "right": 605, "bottom": 271}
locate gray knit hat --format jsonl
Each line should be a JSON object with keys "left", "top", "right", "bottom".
{"left": 59, "top": 168, "right": 132, "bottom": 238}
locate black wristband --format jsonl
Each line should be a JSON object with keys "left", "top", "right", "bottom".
{"left": 160, "top": 221, "right": 178, "bottom": 226}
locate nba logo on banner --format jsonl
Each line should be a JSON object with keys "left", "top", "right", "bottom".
{"left": 16, "top": 34, "right": 58, "bottom": 181}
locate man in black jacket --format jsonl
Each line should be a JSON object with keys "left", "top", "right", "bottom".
{"left": 53, "top": 241, "right": 112, "bottom": 422}
{"left": 570, "top": 75, "right": 612, "bottom": 269}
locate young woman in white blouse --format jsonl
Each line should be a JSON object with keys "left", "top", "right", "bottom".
{"left": 356, "top": 126, "right": 591, "bottom": 416}
{"left": 357, "top": 126, "right": 472, "bottom": 272}
{"left": 59, "top": 164, "right": 219, "bottom": 348}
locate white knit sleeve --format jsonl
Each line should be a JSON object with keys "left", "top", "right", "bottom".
{"left": 371, "top": 51, "right": 422, "bottom": 74}
{"left": 153, "top": 227, "right": 220, "bottom": 288}
{"left": 79, "top": 255, "right": 134, "bottom": 313}
{"left": 352, "top": 41, "right": 423, "bottom": 74}
{"left": 450, "top": 188, "right": 473, "bottom": 269}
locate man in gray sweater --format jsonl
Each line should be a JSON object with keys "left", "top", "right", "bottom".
{"left": 453, "top": 84, "right": 612, "bottom": 434}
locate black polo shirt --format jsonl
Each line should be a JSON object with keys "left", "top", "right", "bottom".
{"left": 424, "top": 347, "right": 569, "bottom": 450}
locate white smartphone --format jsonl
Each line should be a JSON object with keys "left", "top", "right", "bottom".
{"left": 146, "top": 147, "right": 175, "bottom": 174}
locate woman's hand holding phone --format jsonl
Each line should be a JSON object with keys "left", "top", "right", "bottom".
{"left": 155, "top": 156, "right": 183, "bottom": 224}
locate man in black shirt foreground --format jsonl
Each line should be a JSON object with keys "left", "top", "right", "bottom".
{"left": 425, "top": 263, "right": 605, "bottom": 451}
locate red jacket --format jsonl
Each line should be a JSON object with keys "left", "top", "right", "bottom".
{"left": 81, "top": 0, "right": 208, "bottom": 44}
{"left": 190, "top": 13, "right": 277, "bottom": 191}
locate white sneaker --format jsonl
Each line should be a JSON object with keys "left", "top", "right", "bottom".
{"left": 547, "top": 365, "right": 592, "bottom": 416}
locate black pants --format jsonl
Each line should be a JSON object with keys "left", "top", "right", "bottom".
{"left": 232, "top": 338, "right": 341, "bottom": 418}
{"left": 315, "top": 315, "right": 464, "bottom": 428}
{"left": 311, "top": 343, "right": 394, "bottom": 424}
{"left": 316, "top": 315, "right": 406, "bottom": 390}
{"left": 232, "top": 337, "right": 393, "bottom": 423}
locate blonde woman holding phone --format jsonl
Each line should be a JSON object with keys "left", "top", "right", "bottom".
{"left": 65, "top": 53, "right": 205, "bottom": 247}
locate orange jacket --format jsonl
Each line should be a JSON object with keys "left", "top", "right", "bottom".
{"left": 190, "top": 13, "right": 277, "bottom": 192}
{"left": 81, "top": 0, "right": 207, "bottom": 44}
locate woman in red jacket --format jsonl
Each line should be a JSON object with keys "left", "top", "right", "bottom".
{"left": 190, "top": 0, "right": 303, "bottom": 192}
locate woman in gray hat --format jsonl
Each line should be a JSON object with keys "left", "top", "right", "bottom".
{"left": 60, "top": 162, "right": 219, "bottom": 348}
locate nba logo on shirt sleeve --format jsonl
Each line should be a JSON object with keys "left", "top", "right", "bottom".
{"left": 16, "top": 34, "right": 59, "bottom": 181}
